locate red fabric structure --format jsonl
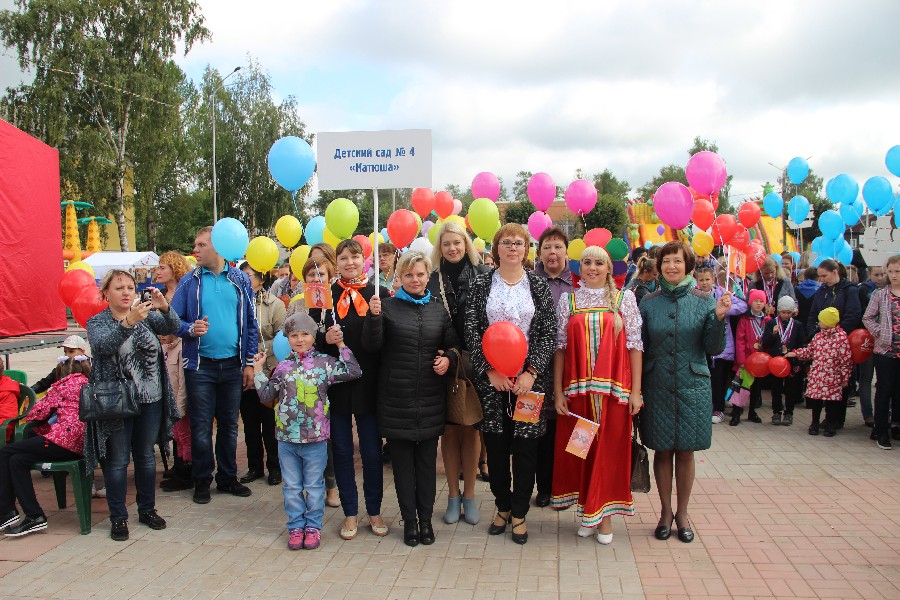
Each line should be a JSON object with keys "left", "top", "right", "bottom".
{"left": 0, "top": 119, "right": 66, "bottom": 336}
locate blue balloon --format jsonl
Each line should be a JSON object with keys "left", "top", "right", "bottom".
{"left": 818, "top": 210, "right": 844, "bottom": 241}
{"left": 829, "top": 174, "right": 859, "bottom": 205}
{"left": 210, "top": 217, "right": 249, "bottom": 261}
{"left": 789, "top": 251, "right": 801, "bottom": 265}
{"left": 304, "top": 215, "right": 326, "bottom": 246}
{"left": 886, "top": 145, "right": 900, "bottom": 178}
{"left": 812, "top": 256, "right": 826, "bottom": 267}
{"left": 381, "top": 227, "right": 390, "bottom": 244}
{"left": 839, "top": 201, "right": 864, "bottom": 227}
{"left": 267, "top": 136, "right": 316, "bottom": 192}
{"left": 810, "top": 236, "right": 826, "bottom": 255}
{"left": 770, "top": 253, "right": 781, "bottom": 265}
{"left": 837, "top": 240, "right": 853, "bottom": 265}
{"left": 819, "top": 236, "right": 844, "bottom": 258}
{"left": 644, "top": 240, "right": 653, "bottom": 248}
{"left": 872, "top": 193, "right": 895, "bottom": 217}
{"left": 763, "top": 192, "right": 784, "bottom": 218}
{"left": 786, "top": 156, "right": 809, "bottom": 185}
{"left": 863, "top": 176, "right": 893, "bottom": 211}
{"left": 569, "top": 259, "right": 581, "bottom": 275}
{"left": 787, "top": 195, "right": 810, "bottom": 223}
{"left": 272, "top": 331, "right": 291, "bottom": 361}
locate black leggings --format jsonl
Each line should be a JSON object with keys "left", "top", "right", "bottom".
{"left": 0, "top": 435, "right": 80, "bottom": 518}
{"left": 808, "top": 398, "right": 841, "bottom": 427}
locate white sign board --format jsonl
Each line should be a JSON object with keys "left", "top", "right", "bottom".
{"left": 316, "top": 129, "right": 432, "bottom": 190}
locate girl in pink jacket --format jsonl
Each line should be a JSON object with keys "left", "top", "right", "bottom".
{"left": 0, "top": 356, "right": 90, "bottom": 537}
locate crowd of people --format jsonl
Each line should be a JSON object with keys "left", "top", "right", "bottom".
{"left": 1, "top": 221, "right": 897, "bottom": 553}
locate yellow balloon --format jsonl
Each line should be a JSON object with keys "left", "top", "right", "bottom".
{"left": 692, "top": 231, "right": 714, "bottom": 256}
{"left": 290, "top": 293, "right": 304, "bottom": 304}
{"left": 66, "top": 261, "right": 95, "bottom": 278}
{"left": 528, "top": 247, "right": 536, "bottom": 261}
{"left": 567, "top": 239, "right": 587, "bottom": 260}
{"left": 289, "top": 245, "right": 311, "bottom": 278}
{"left": 368, "top": 232, "right": 385, "bottom": 247}
{"left": 323, "top": 227, "right": 342, "bottom": 248}
{"left": 274, "top": 215, "right": 303, "bottom": 248}
{"left": 246, "top": 236, "right": 279, "bottom": 273}
{"left": 428, "top": 219, "right": 443, "bottom": 245}
{"left": 445, "top": 215, "right": 466, "bottom": 229}
{"left": 473, "top": 238, "right": 486, "bottom": 252}
{"left": 185, "top": 256, "right": 197, "bottom": 266}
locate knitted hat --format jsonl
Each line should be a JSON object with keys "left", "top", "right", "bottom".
{"left": 818, "top": 307, "right": 840, "bottom": 328}
{"left": 776, "top": 296, "right": 796, "bottom": 312}
{"left": 748, "top": 289, "right": 766, "bottom": 305}
{"left": 282, "top": 312, "right": 318, "bottom": 337}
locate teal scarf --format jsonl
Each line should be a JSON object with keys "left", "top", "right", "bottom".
{"left": 395, "top": 287, "right": 431, "bottom": 305}
{"left": 660, "top": 275, "right": 695, "bottom": 292}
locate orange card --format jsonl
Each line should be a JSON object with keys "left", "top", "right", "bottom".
{"left": 302, "top": 282, "right": 333, "bottom": 310}
{"left": 728, "top": 248, "right": 746, "bottom": 279}
{"left": 564, "top": 416, "right": 599, "bottom": 459}
{"left": 512, "top": 391, "right": 544, "bottom": 423}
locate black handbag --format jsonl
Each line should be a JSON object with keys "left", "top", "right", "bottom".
{"left": 79, "top": 360, "right": 140, "bottom": 422}
{"left": 630, "top": 416, "right": 651, "bottom": 493}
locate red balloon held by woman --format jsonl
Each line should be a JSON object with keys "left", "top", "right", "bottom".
{"left": 434, "top": 191, "right": 454, "bottom": 219}
{"left": 738, "top": 202, "right": 761, "bottom": 229}
{"left": 482, "top": 321, "right": 528, "bottom": 379}
{"left": 386, "top": 209, "right": 418, "bottom": 249}
{"left": 410, "top": 188, "right": 435, "bottom": 219}
{"left": 691, "top": 199, "right": 715, "bottom": 231}
{"left": 58, "top": 268, "right": 96, "bottom": 307}
{"left": 71, "top": 285, "right": 108, "bottom": 328}
{"left": 744, "top": 351, "right": 772, "bottom": 378}
{"left": 768, "top": 356, "right": 791, "bottom": 378}
{"left": 848, "top": 328, "right": 875, "bottom": 364}
{"left": 729, "top": 224, "right": 750, "bottom": 251}
{"left": 710, "top": 214, "right": 736, "bottom": 245}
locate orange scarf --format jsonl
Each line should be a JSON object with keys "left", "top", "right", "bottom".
{"left": 336, "top": 277, "right": 370, "bottom": 319}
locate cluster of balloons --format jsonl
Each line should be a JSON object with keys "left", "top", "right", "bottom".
{"left": 654, "top": 151, "right": 728, "bottom": 235}
{"left": 57, "top": 265, "right": 106, "bottom": 328}
{"left": 744, "top": 329, "right": 874, "bottom": 379}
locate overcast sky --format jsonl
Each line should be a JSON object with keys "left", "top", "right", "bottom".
{"left": 2, "top": 0, "right": 899, "bottom": 202}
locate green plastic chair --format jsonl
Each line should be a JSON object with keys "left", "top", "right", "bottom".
{"left": 1, "top": 384, "right": 35, "bottom": 444}
{"left": 4, "top": 369, "right": 27, "bottom": 385}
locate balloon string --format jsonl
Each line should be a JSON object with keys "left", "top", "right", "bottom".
{"left": 291, "top": 190, "right": 300, "bottom": 218}
{"left": 580, "top": 212, "right": 587, "bottom": 230}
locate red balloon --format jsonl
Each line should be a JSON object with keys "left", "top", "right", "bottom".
{"left": 482, "top": 321, "right": 528, "bottom": 378}
{"left": 711, "top": 192, "right": 720, "bottom": 211}
{"left": 691, "top": 199, "right": 715, "bottom": 231}
{"left": 746, "top": 244, "right": 767, "bottom": 274}
{"left": 768, "top": 356, "right": 791, "bottom": 378}
{"left": 848, "top": 328, "right": 875, "bottom": 364}
{"left": 730, "top": 224, "right": 750, "bottom": 251}
{"left": 410, "top": 188, "right": 435, "bottom": 219}
{"left": 738, "top": 202, "right": 761, "bottom": 229}
{"left": 711, "top": 214, "right": 736, "bottom": 245}
{"left": 352, "top": 234, "right": 372, "bottom": 260}
{"left": 584, "top": 228, "right": 612, "bottom": 248}
{"left": 386, "top": 209, "right": 418, "bottom": 249}
{"left": 71, "top": 286, "right": 108, "bottom": 328}
{"left": 745, "top": 352, "right": 772, "bottom": 378}
{"left": 58, "top": 269, "right": 96, "bottom": 307}
{"left": 434, "top": 191, "right": 454, "bottom": 219}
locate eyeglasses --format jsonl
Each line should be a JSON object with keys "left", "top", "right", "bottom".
{"left": 498, "top": 240, "right": 527, "bottom": 248}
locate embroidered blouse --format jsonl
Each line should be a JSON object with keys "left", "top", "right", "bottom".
{"left": 486, "top": 270, "right": 534, "bottom": 341}
{"left": 556, "top": 287, "right": 643, "bottom": 351}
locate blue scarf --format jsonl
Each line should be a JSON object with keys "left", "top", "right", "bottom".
{"left": 395, "top": 287, "right": 431, "bottom": 305}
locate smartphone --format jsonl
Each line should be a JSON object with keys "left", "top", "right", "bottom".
{"left": 140, "top": 288, "right": 154, "bottom": 303}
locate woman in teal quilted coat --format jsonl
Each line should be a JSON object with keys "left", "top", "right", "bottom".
{"left": 639, "top": 241, "right": 731, "bottom": 544}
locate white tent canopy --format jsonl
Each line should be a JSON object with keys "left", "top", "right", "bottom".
{"left": 83, "top": 251, "right": 160, "bottom": 280}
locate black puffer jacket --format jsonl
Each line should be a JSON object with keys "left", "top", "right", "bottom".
{"left": 362, "top": 295, "right": 461, "bottom": 441}
{"left": 806, "top": 278, "right": 861, "bottom": 338}
{"left": 427, "top": 260, "right": 490, "bottom": 348}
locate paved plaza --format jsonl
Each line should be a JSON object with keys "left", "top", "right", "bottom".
{"left": 1, "top": 337, "right": 899, "bottom": 599}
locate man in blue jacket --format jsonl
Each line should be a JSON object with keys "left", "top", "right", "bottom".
{"left": 172, "top": 226, "right": 259, "bottom": 504}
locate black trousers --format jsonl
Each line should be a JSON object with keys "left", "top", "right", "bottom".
{"left": 536, "top": 418, "right": 556, "bottom": 496}
{"left": 771, "top": 375, "right": 802, "bottom": 415}
{"left": 873, "top": 354, "right": 900, "bottom": 433}
{"left": 239, "top": 388, "right": 279, "bottom": 472}
{"left": 0, "top": 435, "right": 80, "bottom": 518}
{"left": 482, "top": 416, "right": 541, "bottom": 519}
{"left": 387, "top": 437, "right": 438, "bottom": 523}
{"left": 808, "top": 398, "right": 841, "bottom": 426}
{"left": 709, "top": 358, "right": 734, "bottom": 413}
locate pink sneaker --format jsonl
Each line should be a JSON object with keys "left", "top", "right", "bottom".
{"left": 303, "top": 527, "right": 321, "bottom": 550}
{"left": 288, "top": 528, "right": 304, "bottom": 550}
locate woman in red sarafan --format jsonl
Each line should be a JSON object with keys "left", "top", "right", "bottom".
{"left": 551, "top": 246, "right": 643, "bottom": 545}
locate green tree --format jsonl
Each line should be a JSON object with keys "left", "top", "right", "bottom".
{"left": 504, "top": 200, "right": 536, "bottom": 225}
{"left": 0, "top": 0, "right": 209, "bottom": 250}
{"left": 591, "top": 168, "right": 630, "bottom": 202}
{"left": 583, "top": 195, "right": 628, "bottom": 237}
{"left": 637, "top": 164, "right": 687, "bottom": 203}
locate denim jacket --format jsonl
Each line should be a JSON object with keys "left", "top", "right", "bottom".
{"left": 254, "top": 347, "right": 362, "bottom": 444}
{"left": 171, "top": 266, "right": 259, "bottom": 370}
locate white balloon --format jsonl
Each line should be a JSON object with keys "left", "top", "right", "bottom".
{"left": 408, "top": 237, "right": 433, "bottom": 256}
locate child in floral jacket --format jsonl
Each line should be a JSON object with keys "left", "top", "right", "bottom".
{"left": 254, "top": 313, "right": 361, "bottom": 550}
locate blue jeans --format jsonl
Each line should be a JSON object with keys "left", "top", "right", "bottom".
{"left": 185, "top": 356, "right": 242, "bottom": 484}
{"left": 103, "top": 400, "right": 163, "bottom": 520}
{"left": 278, "top": 440, "right": 327, "bottom": 530}
{"left": 330, "top": 413, "right": 383, "bottom": 517}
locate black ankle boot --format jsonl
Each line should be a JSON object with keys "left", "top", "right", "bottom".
{"left": 404, "top": 520, "right": 419, "bottom": 547}
{"left": 729, "top": 407, "right": 742, "bottom": 426}
{"left": 418, "top": 519, "right": 435, "bottom": 545}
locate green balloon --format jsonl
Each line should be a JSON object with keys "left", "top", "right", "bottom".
{"left": 606, "top": 238, "right": 629, "bottom": 261}
{"left": 324, "top": 198, "right": 359, "bottom": 238}
{"left": 468, "top": 198, "right": 499, "bottom": 241}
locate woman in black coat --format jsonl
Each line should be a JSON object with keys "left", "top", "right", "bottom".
{"left": 426, "top": 221, "right": 489, "bottom": 526}
{"left": 316, "top": 239, "right": 391, "bottom": 540}
{"left": 364, "top": 252, "right": 461, "bottom": 547}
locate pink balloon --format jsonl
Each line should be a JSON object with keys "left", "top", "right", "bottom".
{"left": 685, "top": 151, "right": 727, "bottom": 196}
{"left": 472, "top": 172, "right": 500, "bottom": 202}
{"left": 451, "top": 198, "right": 463, "bottom": 215}
{"left": 527, "top": 172, "right": 556, "bottom": 212}
{"left": 564, "top": 179, "right": 598, "bottom": 215}
{"left": 527, "top": 211, "right": 553, "bottom": 241}
{"left": 653, "top": 182, "right": 694, "bottom": 230}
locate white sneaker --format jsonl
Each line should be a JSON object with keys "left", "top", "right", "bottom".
{"left": 711, "top": 412, "right": 723, "bottom": 424}
{"left": 596, "top": 532, "right": 614, "bottom": 545}
{"left": 93, "top": 487, "right": 106, "bottom": 498}
{"left": 577, "top": 525, "right": 594, "bottom": 537}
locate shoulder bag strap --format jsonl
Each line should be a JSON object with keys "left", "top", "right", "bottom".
{"left": 438, "top": 272, "right": 452, "bottom": 319}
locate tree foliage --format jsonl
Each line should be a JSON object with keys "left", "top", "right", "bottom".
{"left": 0, "top": 0, "right": 210, "bottom": 250}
